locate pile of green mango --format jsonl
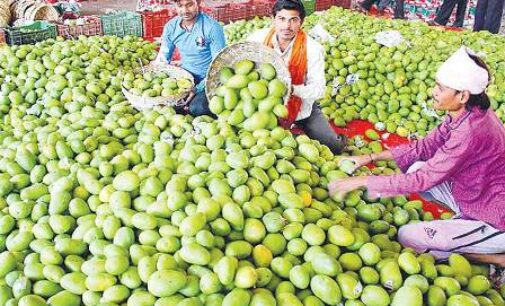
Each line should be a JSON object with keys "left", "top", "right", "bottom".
{"left": 208, "top": 59, "right": 289, "bottom": 130}
{"left": 0, "top": 15, "right": 504, "bottom": 306}
{"left": 224, "top": 17, "right": 272, "bottom": 44}
{"left": 122, "top": 71, "right": 193, "bottom": 98}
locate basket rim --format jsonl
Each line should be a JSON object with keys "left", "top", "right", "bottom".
{"left": 205, "top": 41, "right": 292, "bottom": 103}
{"left": 122, "top": 63, "right": 195, "bottom": 110}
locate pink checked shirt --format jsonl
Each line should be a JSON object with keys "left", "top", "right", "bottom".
{"left": 366, "top": 107, "right": 505, "bottom": 230}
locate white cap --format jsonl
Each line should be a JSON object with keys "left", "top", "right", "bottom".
{"left": 435, "top": 46, "right": 489, "bottom": 95}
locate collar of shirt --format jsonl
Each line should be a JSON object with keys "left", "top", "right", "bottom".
{"left": 446, "top": 108, "right": 480, "bottom": 129}
{"left": 271, "top": 34, "right": 296, "bottom": 63}
{"left": 177, "top": 12, "right": 203, "bottom": 33}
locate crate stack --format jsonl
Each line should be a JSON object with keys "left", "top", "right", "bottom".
{"left": 56, "top": 16, "right": 102, "bottom": 39}
{"left": 101, "top": 11, "right": 143, "bottom": 38}
{"left": 5, "top": 20, "right": 57, "bottom": 45}
{"left": 141, "top": 8, "right": 177, "bottom": 41}
{"left": 315, "top": 0, "right": 352, "bottom": 10}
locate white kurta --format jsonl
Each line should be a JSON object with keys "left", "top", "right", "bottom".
{"left": 247, "top": 28, "right": 326, "bottom": 121}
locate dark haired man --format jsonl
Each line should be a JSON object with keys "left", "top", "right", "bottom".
{"left": 247, "top": 0, "right": 347, "bottom": 154}
{"left": 329, "top": 47, "right": 505, "bottom": 283}
{"left": 156, "top": 0, "right": 226, "bottom": 116}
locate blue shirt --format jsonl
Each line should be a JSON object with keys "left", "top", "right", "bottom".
{"left": 160, "top": 13, "right": 226, "bottom": 93}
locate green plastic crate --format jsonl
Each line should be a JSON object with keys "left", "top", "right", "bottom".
{"left": 302, "top": 0, "right": 316, "bottom": 16}
{"left": 6, "top": 21, "right": 57, "bottom": 45}
{"left": 101, "top": 11, "right": 143, "bottom": 38}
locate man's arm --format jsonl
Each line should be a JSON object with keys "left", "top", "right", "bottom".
{"left": 157, "top": 23, "right": 176, "bottom": 63}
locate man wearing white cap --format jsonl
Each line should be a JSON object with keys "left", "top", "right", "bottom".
{"left": 329, "top": 46, "right": 505, "bottom": 282}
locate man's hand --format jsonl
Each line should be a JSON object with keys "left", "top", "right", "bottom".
{"left": 338, "top": 155, "right": 372, "bottom": 174}
{"left": 328, "top": 176, "right": 367, "bottom": 200}
{"left": 184, "top": 89, "right": 196, "bottom": 105}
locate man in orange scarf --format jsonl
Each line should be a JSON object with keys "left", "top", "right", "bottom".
{"left": 247, "top": 0, "right": 347, "bottom": 154}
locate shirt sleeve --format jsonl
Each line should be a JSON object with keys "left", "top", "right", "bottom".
{"left": 366, "top": 128, "right": 472, "bottom": 198}
{"left": 390, "top": 120, "right": 449, "bottom": 173}
{"left": 209, "top": 23, "right": 226, "bottom": 60}
{"left": 160, "top": 23, "right": 175, "bottom": 62}
{"left": 291, "top": 43, "right": 326, "bottom": 104}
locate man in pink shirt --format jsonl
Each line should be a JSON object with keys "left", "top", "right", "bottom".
{"left": 329, "top": 47, "right": 505, "bottom": 279}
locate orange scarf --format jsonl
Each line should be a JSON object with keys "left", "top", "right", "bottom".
{"left": 263, "top": 27, "right": 308, "bottom": 127}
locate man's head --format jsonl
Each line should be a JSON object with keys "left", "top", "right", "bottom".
{"left": 173, "top": 0, "right": 201, "bottom": 23}
{"left": 272, "top": 0, "right": 306, "bottom": 42}
{"left": 433, "top": 47, "right": 491, "bottom": 112}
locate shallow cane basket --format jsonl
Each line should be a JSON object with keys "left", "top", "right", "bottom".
{"left": 122, "top": 61, "right": 195, "bottom": 110}
{"left": 205, "top": 42, "right": 292, "bottom": 104}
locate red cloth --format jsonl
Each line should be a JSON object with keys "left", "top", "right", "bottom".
{"left": 263, "top": 27, "right": 307, "bottom": 127}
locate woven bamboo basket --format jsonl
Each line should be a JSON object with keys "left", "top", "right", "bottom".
{"left": 0, "top": 1, "right": 10, "bottom": 27}
{"left": 205, "top": 42, "right": 292, "bottom": 103}
{"left": 122, "top": 62, "right": 195, "bottom": 110}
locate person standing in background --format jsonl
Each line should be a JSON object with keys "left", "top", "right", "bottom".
{"left": 428, "top": 0, "right": 468, "bottom": 27}
{"left": 473, "top": 0, "right": 505, "bottom": 33}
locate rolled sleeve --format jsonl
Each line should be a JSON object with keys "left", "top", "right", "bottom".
{"left": 367, "top": 129, "right": 472, "bottom": 198}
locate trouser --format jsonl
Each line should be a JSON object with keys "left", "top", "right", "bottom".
{"left": 398, "top": 162, "right": 505, "bottom": 260}
{"left": 296, "top": 104, "right": 347, "bottom": 155}
{"left": 473, "top": 0, "right": 505, "bottom": 33}
{"left": 362, "top": 0, "right": 405, "bottom": 17}
{"left": 434, "top": 0, "right": 468, "bottom": 27}
{"left": 174, "top": 91, "right": 214, "bottom": 118}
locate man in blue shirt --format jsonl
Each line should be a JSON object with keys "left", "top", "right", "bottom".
{"left": 156, "top": 0, "right": 226, "bottom": 116}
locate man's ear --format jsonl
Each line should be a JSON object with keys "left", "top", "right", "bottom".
{"left": 460, "top": 90, "right": 471, "bottom": 105}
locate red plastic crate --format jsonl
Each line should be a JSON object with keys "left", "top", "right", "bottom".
{"left": 316, "top": 0, "right": 333, "bottom": 10}
{"left": 318, "top": 0, "right": 351, "bottom": 10}
{"left": 229, "top": 2, "right": 252, "bottom": 22}
{"left": 0, "top": 28, "right": 5, "bottom": 44}
{"left": 332, "top": 0, "right": 352, "bottom": 9}
{"left": 141, "top": 9, "right": 176, "bottom": 40}
{"left": 56, "top": 16, "right": 102, "bottom": 39}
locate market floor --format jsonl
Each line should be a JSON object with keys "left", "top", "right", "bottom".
{"left": 80, "top": 0, "right": 137, "bottom": 15}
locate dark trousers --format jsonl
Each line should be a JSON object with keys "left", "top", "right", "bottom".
{"left": 473, "top": 0, "right": 505, "bottom": 33}
{"left": 362, "top": 0, "right": 405, "bottom": 17}
{"left": 174, "top": 91, "right": 214, "bottom": 117}
{"left": 297, "top": 104, "right": 347, "bottom": 155}
{"left": 434, "top": 0, "right": 468, "bottom": 27}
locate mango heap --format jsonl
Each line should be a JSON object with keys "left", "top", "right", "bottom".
{"left": 209, "top": 59, "right": 288, "bottom": 130}
{"left": 122, "top": 71, "right": 193, "bottom": 98}
{"left": 224, "top": 17, "right": 272, "bottom": 44}
{"left": 0, "top": 15, "right": 504, "bottom": 306}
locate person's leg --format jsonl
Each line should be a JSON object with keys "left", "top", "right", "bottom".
{"left": 360, "top": 0, "right": 377, "bottom": 11}
{"left": 377, "top": 0, "right": 390, "bottom": 12}
{"left": 394, "top": 0, "right": 406, "bottom": 18}
{"left": 296, "top": 104, "right": 347, "bottom": 155}
{"left": 406, "top": 162, "right": 461, "bottom": 215}
{"left": 483, "top": 0, "right": 505, "bottom": 33}
{"left": 398, "top": 219, "right": 505, "bottom": 263}
{"left": 465, "top": 254, "right": 505, "bottom": 268}
{"left": 453, "top": 0, "right": 469, "bottom": 27}
{"left": 434, "top": 0, "right": 460, "bottom": 25}
{"left": 188, "top": 91, "right": 214, "bottom": 117}
{"left": 474, "top": 0, "right": 489, "bottom": 31}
